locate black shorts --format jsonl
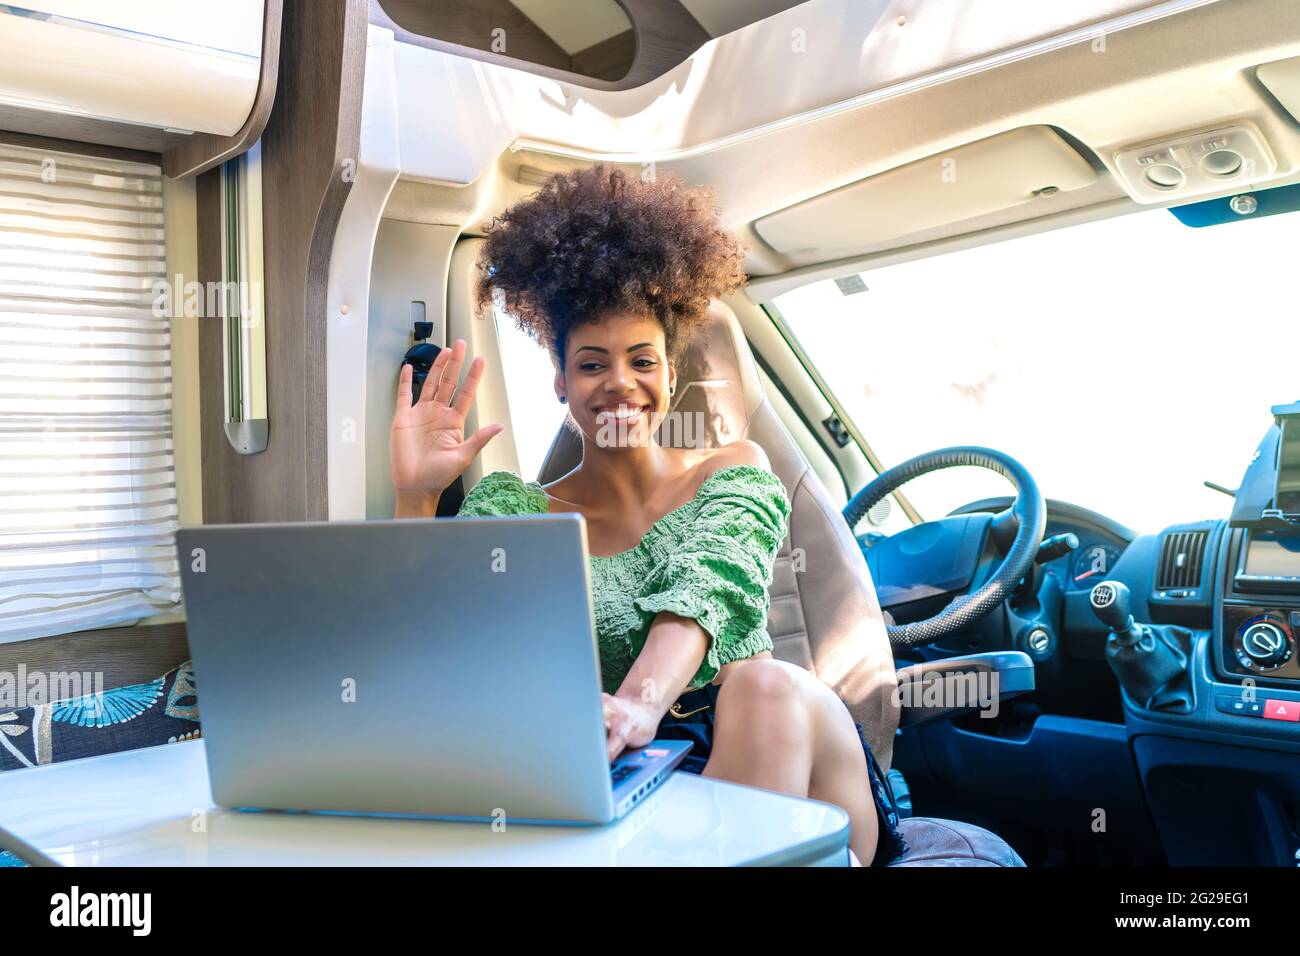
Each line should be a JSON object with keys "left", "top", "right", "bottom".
{"left": 654, "top": 681, "right": 909, "bottom": 865}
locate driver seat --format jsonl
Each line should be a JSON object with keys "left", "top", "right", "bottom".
{"left": 536, "top": 300, "right": 1024, "bottom": 867}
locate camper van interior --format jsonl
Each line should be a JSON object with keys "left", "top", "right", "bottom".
{"left": 3, "top": 0, "right": 1300, "bottom": 880}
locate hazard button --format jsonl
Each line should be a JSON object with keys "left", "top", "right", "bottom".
{"left": 1263, "top": 699, "right": 1300, "bottom": 722}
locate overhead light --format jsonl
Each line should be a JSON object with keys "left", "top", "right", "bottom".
{"left": 1201, "top": 148, "right": 1243, "bottom": 176}
{"left": 1114, "top": 123, "right": 1277, "bottom": 204}
{"left": 1144, "top": 164, "right": 1184, "bottom": 189}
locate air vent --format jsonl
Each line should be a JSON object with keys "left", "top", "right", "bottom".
{"left": 1157, "top": 530, "right": 1208, "bottom": 591}
{"left": 516, "top": 164, "right": 555, "bottom": 187}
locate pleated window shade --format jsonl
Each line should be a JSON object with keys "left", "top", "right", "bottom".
{"left": 0, "top": 143, "right": 180, "bottom": 642}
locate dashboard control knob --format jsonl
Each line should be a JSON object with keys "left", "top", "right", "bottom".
{"left": 1235, "top": 617, "right": 1294, "bottom": 671}
{"left": 1243, "top": 623, "right": 1287, "bottom": 661}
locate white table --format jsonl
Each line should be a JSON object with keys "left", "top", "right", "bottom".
{"left": 0, "top": 740, "right": 851, "bottom": 866}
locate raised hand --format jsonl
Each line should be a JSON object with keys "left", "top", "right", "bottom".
{"left": 389, "top": 338, "right": 503, "bottom": 505}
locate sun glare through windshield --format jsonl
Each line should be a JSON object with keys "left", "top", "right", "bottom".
{"left": 774, "top": 207, "right": 1300, "bottom": 532}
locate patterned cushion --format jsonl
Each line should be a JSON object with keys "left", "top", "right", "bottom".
{"left": 0, "top": 660, "right": 200, "bottom": 866}
{"left": 0, "top": 659, "right": 199, "bottom": 772}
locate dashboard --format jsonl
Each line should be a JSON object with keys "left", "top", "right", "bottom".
{"left": 937, "top": 496, "right": 1300, "bottom": 730}
{"left": 943, "top": 499, "right": 1300, "bottom": 865}
{"left": 877, "top": 405, "right": 1300, "bottom": 717}
{"left": 949, "top": 492, "right": 1300, "bottom": 733}
{"left": 890, "top": 406, "right": 1300, "bottom": 865}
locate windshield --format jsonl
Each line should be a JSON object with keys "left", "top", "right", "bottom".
{"left": 771, "top": 206, "right": 1300, "bottom": 533}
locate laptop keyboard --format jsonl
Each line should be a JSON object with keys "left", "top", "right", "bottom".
{"left": 610, "top": 763, "right": 639, "bottom": 786}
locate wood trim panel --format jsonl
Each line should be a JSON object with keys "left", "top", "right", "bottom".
{"left": 195, "top": 168, "right": 231, "bottom": 521}
{"left": 0, "top": 129, "right": 160, "bottom": 166}
{"left": 163, "top": 0, "right": 285, "bottom": 180}
{"left": 0, "top": 104, "right": 183, "bottom": 155}
{"left": 0, "top": 624, "right": 190, "bottom": 691}
{"left": 617, "top": 0, "right": 710, "bottom": 83}
{"left": 369, "top": 0, "right": 709, "bottom": 91}
{"left": 571, "top": 30, "right": 636, "bottom": 83}
{"left": 379, "top": 0, "right": 574, "bottom": 73}
{"left": 197, "top": 0, "right": 368, "bottom": 524}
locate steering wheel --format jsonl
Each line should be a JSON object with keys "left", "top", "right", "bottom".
{"left": 843, "top": 447, "right": 1046, "bottom": 648}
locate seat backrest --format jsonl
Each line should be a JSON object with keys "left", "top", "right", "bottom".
{"left": 537, "top": 301, "right": 900, "bottom": 767}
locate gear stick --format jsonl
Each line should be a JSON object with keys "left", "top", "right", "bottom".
{"left": 1089, "top": 580, "right": 1189, "bottom": 709}
{"left": 1089, "top": 580, "right": 1143, "bottom": 642}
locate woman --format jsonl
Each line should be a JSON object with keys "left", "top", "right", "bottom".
{"left": 389, "top": 164, "right": 905, "bottom": 866}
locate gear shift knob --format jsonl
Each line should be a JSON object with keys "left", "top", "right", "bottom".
{"left": 1090, "top": 578, "right": 1189, "bottom": 710}
{"left": 1092, "top": 582, "right": 1144, "bottom": 642}
{"left": 1089, "top": 580, "right": 1142, "bottom": 644}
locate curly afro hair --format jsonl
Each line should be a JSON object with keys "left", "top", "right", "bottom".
{"left": 474, "top": 163, "right": 747, "bottom": 372}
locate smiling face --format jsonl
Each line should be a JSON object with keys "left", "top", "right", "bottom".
{"left": 557, "top": 310, "right": 677, "bottom": 449}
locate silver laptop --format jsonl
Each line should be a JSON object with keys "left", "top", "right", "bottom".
{"left": 174, "top": 513, "right": 690, "bottom": 825}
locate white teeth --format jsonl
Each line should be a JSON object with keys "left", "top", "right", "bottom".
{"left": 596, "top": 404, "right": 646, "bottom": 421}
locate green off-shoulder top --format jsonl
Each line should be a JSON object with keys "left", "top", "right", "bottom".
{"left": 457, "top": 464, "right": 792, "bottom": 694}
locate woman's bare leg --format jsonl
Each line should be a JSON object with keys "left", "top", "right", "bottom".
{"left": 701, "top": 658, "right": 880, "bottom": 865}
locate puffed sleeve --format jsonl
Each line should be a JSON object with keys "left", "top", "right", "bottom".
{"left": 633, "top": 464, "right": 792, "bottom": 689}
{"left": 456, "top": 470, "right": 545, "bottom": 517}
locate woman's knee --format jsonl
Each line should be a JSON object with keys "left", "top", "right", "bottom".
{"left": 717, "top": 658, "right": 802, "bottom": 710}
{"left": 720, "top": 659, "right": 862, "bottom": 753}
{"left": 708, "top": 660, "right": 813, "bottom": 780}
{"left": 715, "top": 659, "right": 812, "bottom": 741}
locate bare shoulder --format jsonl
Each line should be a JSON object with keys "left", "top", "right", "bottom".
{"left": 539, "top": 466, "right": 587, "bottom": 511}
{"left": 694, "top": 439, "right": 771, "bottom": 482}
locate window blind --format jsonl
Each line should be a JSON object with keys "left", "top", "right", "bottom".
{"left": 0, "top": 142, "right": 180, "bottom": 642}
